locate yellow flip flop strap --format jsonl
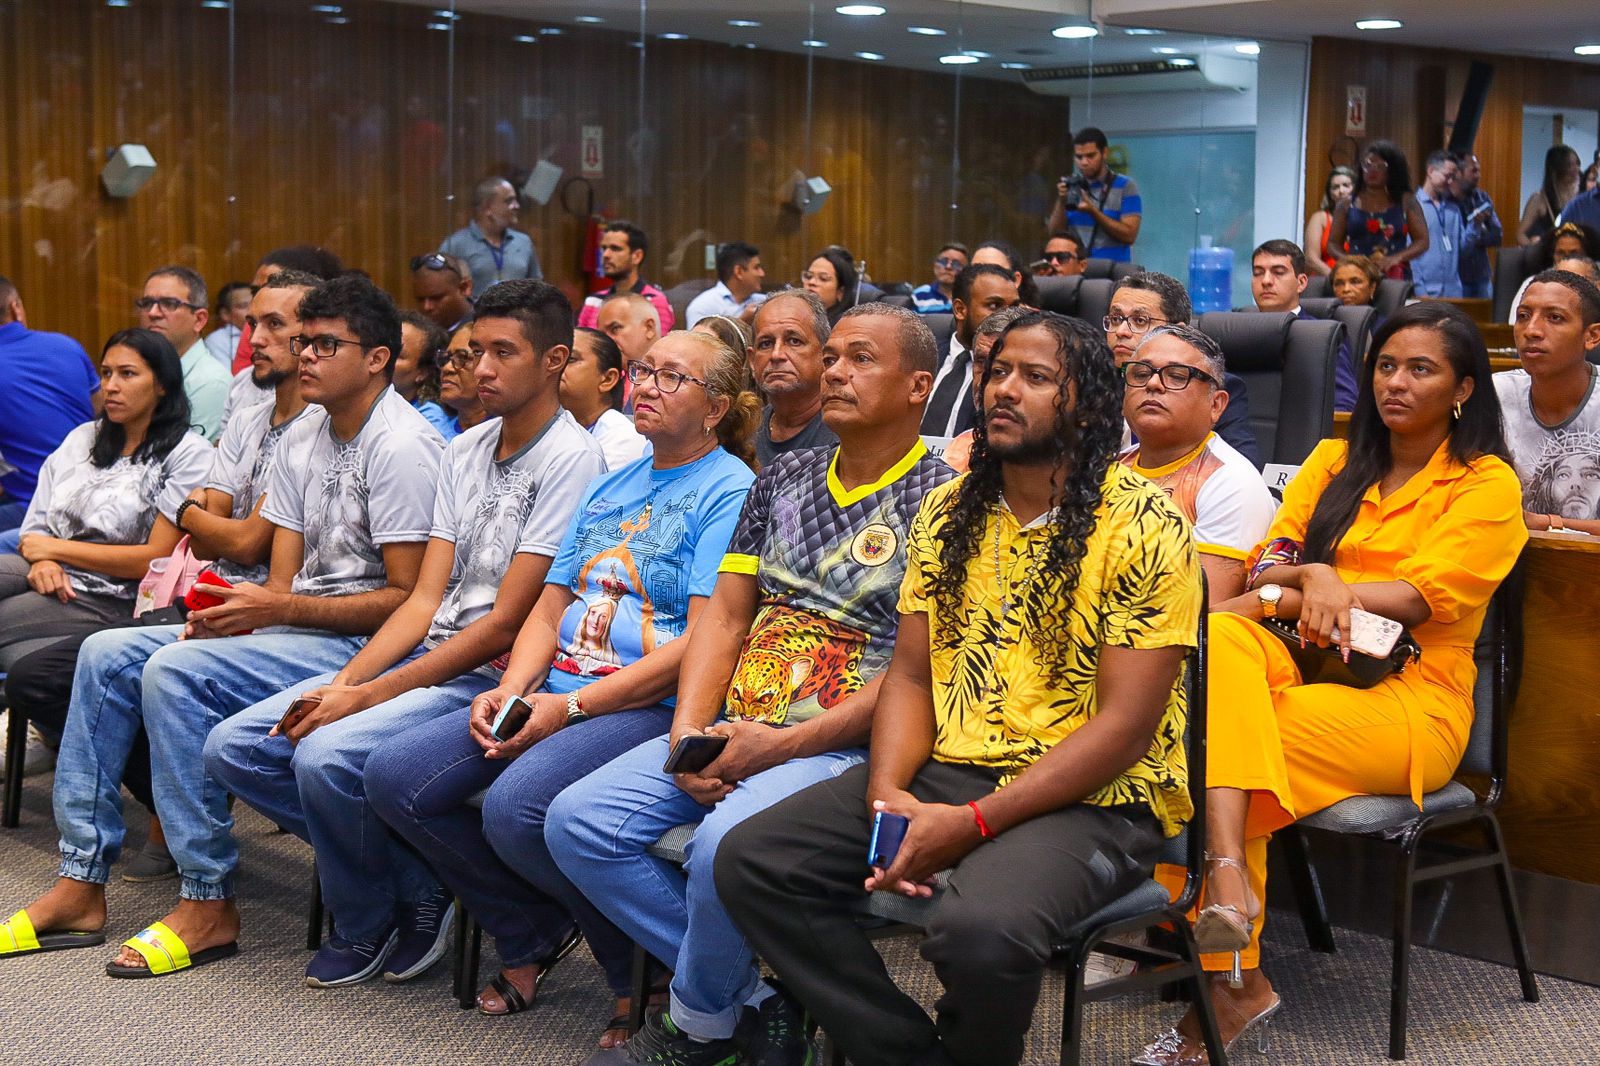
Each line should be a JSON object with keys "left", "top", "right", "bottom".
{"left": 0, "top": 910, "right": 40, "bottom": 954}
{"left": 121, "top": 921, "right": 191, "bottom": 975}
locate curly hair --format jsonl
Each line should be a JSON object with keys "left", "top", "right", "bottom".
{"left": 925, "top": 311, "right": 1124, "bottom": 687}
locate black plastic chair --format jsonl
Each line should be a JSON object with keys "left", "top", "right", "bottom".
{"left": 1280, "top": 576, "right": 1539, "bottom": 1060}
{"left": 2, "top": 635, "right": 66, "bottom": 827}
{"left": 1493, "top": 245, "right": 1537, "bottom": 324}
{"left": 1197, "top": 311, "right": 1341, "bottom": 467}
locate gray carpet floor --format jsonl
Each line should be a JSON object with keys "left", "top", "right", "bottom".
{"left": 0, "top": 782, "right": 1593, "bottom": 1065}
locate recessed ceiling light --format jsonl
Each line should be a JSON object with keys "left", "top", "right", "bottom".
{"left": 659, "top": 32, "right": 688, "bottom": 40}
{"left": 106, "top": 0, "right": 132, "bottom": 7}
{"left": 1052, "top": 25, "right": 1099, "bottom": 39}
{"left": 200, "top": 0, "right": 229, "bottom": 8}
{"left": 1124, "top": 28, "right": 1162, "bottom": 36}
{"left": 575, "top": 15, "right": 604, "bottom": 23}
{"left": 1000, "top": 62, "right": 1031, "bottom": 70}
{"left": 1355, "top": 18, "right": 1403, "bottom": 30}
{"left": 855, "top": 51, "right": 885, "bottom": 60}
{"left": 325, "top": 15, "right": 347, "bottom": 23}
{"left": 1153, "top": 46, "right": 1180, "bottom": 54}
{"left": 310, "top": 3, "right": 340, "bottom": 10}
{"left": 1576, "top": 44, "right": 1600, "bottom": 56}
{"left": 836, "top": 4, "right": 886, "bottom": 14}
{"left": 512, "top": 34, "right": 535, "bottom": 42}
{"left": 907, "top": 26, "right": 946, "bottom": 36}
{"left": 742, "top": 42, "right": 757, "bottom": 49}
{"left": 728, "top": 19, "right": 760, "bottom": 28}
{"left": 431, "top": 9, "right": 458, "bottom": 19}
{"left": 1234, "top": 42, "right": 1261, "bottom": 55}
{"left": 939, "top": 53, "right": 979, "bottom": 64}
{"left": 962, "top": 50, "right": 992, "bottom": 58}
{"left": 1170, "top": 57, "right": 1196, "bottom": 67}
{"left": 801, "top": 39, "right": 828, "bottom": 48}
{"left": 539, "top": 27, "right": 562, "bottom": 35}
{"left": 426, "top": 21, "right": 449, "bottom": 31}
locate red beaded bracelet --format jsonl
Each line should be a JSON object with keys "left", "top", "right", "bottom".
{"left": 968, "top": 800, "right": 995, "bottom": 841}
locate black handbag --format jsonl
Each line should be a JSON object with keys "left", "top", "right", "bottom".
{"left": 1258, "top": 617, "right": 1421, "bottom": 689}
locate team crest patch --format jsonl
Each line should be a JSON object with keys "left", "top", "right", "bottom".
{"left": 850, "top": 523, "right": 898, "bottom": 567}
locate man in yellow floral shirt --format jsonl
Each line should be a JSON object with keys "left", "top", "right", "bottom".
{"left": 719, "top": 310, "right": 1201, "bottom": 1066}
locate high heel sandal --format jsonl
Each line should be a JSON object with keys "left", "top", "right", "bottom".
{"left": 1193, "top": 854, "right": 1261, "bottom": 987}
{"left": 476, "top": 926, "right": 583, "bottom": 1016}
{"left": 1131, "top": 990, "right": 1282, "bottom": 1065}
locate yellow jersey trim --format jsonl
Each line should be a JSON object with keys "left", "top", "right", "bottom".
{"left": 826, "top": 439, "right": 928, "bottom": 508}
{"left": 718, "top": 553, "right": 760, "bottom": 575}
{"left": 1129, "top": 433, "right": 1213, "bottom": 480}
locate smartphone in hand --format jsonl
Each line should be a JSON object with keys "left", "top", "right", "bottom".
{"left": 276, "top": 694, "right": 321, "bottom": 736}
{"left": 490, "top": 695, "right": 535, "bottom": 743}
{"left": 868, "top": 811, "right": 910, "bottom": 869}
{"left": 661, "top": 733, "right": 729, "bottom": 774}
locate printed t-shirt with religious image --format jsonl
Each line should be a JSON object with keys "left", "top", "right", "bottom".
{"left": 1494, "top": 368, "right": 1600, "bottom": 520}
{"left": 424, "top": 412, "right": 606, "bottom": 668}
{"left": 718, "top": 442, "right": 958, "bottom": 725}
{"left": 204, "top": 400, "right": 309, "bottom": 585}
{"left": 20, "top": 423, "right": 214, "bottom": 599}
{"left": 1117, "top": 432, "right": 1277, "bottom": 559}
{"left": 261, "top": 387, "right": 445, "bottom": 597}
{"left": 900, "top": 465, "right": 1202, "bottom": 836}
{"left": 543, "top": 447, "right": 756, "bottom": 700}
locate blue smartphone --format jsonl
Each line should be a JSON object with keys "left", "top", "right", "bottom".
{"left": 867, "top": 811, "right": 910, "bottom": 869}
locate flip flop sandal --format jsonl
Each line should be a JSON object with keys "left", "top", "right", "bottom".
{"left": 105, "top": 920, "right": 239, "bottom": 979}
{"left": 475, "top": 926, "right": 584, "bottom": 1016}
{"left": 0, "top": 909, "right": 106, "bottom": 958}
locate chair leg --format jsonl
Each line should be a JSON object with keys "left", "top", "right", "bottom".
{"left": 628, "top": 942, "right": 649, "bottom": 1034}
{"left": 451, "top": 907, "right": 469, "bottom": 1008}
{"left": 1179, "top": 925, "right": 1230, "bottom": 1066}
{"left": 1388, "top": 838, "right": 1419, "bottom": 1060}
{"left": 1482, "top": 815, "right": 1540, "bottom": 1003}
{"left": 3, "top": 706, "right": 28, "bottom": 829}
{"left": 453, "top": 909, "right": 481, "bottom": 1010}
{"left": 1280, "top": 827, "right": 1336, "bottom": 954}
{"left": 305, "top": 866, "right": 324, "bottom": 951}
{"left": 1057, "top": 941, "right": 1087, "bottom": 1066}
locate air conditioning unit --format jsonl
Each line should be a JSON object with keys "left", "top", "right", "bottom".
{"left": 1022, "top": 54, "right": 1254, "bottom": 96}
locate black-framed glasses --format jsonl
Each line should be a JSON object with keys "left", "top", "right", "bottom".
{"left": 1103, "top": 312, "right": 1168, "bottom": 334}
{"left": 934, "top": 256, "right": 966, "bottom": 270}
{"left": 410, "top": 252, "right": 463, "bottom": 278}
{"left": 626, "top": 362, "right": 709, "bottom": 394}
{"left": 290, "top": 333, "right": 367, "bottom": 360}
{"left": 443, "top": 347, "right": 481, "bottom": 370}
{"left": 1044, "top": 251, "right": 1081, "bottom": 263}
{"left": 1121, "top": 360, "right": 1217, "bottom": 391}
{"left": 135, "top": 296, "right": 202, "bottom": 313}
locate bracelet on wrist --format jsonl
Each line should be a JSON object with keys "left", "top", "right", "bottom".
{"left": 174, "top": 498, "right": 200, "bottom": 532}
{"left": 968, "top": 800, "right": 996, "bottom": 841}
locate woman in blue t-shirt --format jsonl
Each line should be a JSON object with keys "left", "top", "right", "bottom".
{"left": 367, "top": 330, "right": 760, "bottom": 1046}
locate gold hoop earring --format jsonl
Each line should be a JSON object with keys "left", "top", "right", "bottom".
{"left": 1453, "top": 400, "right": 1463, "bottom": 420}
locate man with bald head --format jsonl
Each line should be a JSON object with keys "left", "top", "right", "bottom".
{"left": 440, "top": 176, "right": 542, "bottom": 298}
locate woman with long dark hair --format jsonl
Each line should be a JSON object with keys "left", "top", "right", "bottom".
{"left": 1328, "top": 140, "right": 1430, "bottom": 281}
{"left": 801, "top": 247, "right": 860, "bottom": 327}
{"left": 1136, "top": 302, "right": 1526, "bottom": 1064}
{"left": 1305, "top": 165, "right": 1357, "bottom": 276}
{"left": 0, "top": 328, "right": 211, "bottom": 653}
{"left": 1518, "top": 144, "right": 1585, "bottom": 246}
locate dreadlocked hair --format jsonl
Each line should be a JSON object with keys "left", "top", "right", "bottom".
{"left": 926, "top": 310, "right": 1124, "bottom": 688}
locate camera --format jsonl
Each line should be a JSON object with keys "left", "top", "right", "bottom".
{"left": 1060, "top": 172, "right": 1091, "bottom": 202}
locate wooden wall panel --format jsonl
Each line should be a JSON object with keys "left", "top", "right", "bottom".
{"left": 1305, "top": 37, "right": 1600, "bottom": 248}
{"left": 0, "top": 0, "right": 1069, "bottom": 354}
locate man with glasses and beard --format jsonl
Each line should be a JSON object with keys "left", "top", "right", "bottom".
{"left": 717, "top": 311, "right": 1201, "bottom": 1066}
{"left": 912, "top": 243, "right": 969, "bottom": 314}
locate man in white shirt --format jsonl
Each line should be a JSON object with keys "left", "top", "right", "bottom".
{"left": 138, "top": 266, "right": 232, "bottom": 441}
{"left": 919, "top": 263, "right": 1020, "bottom": 439}
{"left": 685, "top": 242, "right": 766, "bottom": 328}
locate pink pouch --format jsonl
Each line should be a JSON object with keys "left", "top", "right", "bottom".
{"left": 134, "top": 535, "right": 208, "bottom": 618}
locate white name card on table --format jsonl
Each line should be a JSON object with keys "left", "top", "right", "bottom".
{"left": 1262, "top": 464, "right": 1301, "bottom": 501}
{"left": 920, "top": 435, "right": 954, "bottom": 460}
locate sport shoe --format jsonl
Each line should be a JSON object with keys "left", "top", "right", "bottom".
{"left": 1084, "top": 931, "right": 1148, "bottom": 988}
{"left": 121, "top": 840, "right": 178, "bottom": 883}
{"left": 305, "top": 927, "right": 399, "bottom": 988}
{"left": 583, "top": 1009, "right": 744, "bottom": 1066}
{"left": 0, "top": 723, "right": 56, "bottom": 782}
{"left": 383, "top": 892, "right": 457, "bottom": 983}
{"left": 740, "top": 981, "right": 818, "bottom": 1066}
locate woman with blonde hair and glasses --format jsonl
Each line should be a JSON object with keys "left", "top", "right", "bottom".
{"left": 367, "top": 328, "right": 760, "bottom": 1049}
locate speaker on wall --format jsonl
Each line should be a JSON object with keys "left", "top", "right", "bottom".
{"left": 786, "top": 171, "right": 832, "bottom": 215}
{"left": 101, "top": 144, "right": 157, "bottom": 198}
{"left": 1448, "top": 61, "right": 1495, "bottom": 156}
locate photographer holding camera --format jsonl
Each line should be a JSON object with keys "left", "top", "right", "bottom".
{"left": 1046, "top": 127, "right": 1143, "bottom": 262}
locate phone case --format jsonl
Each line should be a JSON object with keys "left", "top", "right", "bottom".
{"left": 1347, "top": 608, "right": 1403, "bottom": 658}
{"left": 490, "top": 696, "right": 533, "bottom": 742}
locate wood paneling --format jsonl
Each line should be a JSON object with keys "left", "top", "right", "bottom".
{"left": 1305, "top": 37, "right": 1600, "bottom": 254}
{"left": 0, "top": 0, "right": 1069, "bottom": 354}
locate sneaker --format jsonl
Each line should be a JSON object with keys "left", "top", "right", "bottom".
{"left": 1084, "top": 931, "right": 1147, "bottom": 988}
{"left": 0, "top": 722, "right": 56, "bottom": 782}
{"left": 740, "top": 981, "right": 818, "bottom": 1066}
{"left": 121, "top": 840, "right": 178, "bottom": 883}
{"left": 383, "top": 892, "right": 457, "bottom": 983}
{"left": 583, "top": 1010, "right": 744, "bottom": 1066}
{"left": 305, "top": 927, "right": 399, "bottom": 988}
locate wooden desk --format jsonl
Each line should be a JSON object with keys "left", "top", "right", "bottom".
{"left": 1434, "top": 296, "right": 1495, "bottom": 325}
{"left": 1480, "top": 323, "right": 1515, "bottom": 350}
{"left": 1500, "top": 530, "right": 1600, "bottom": 883}
{"left": 1490, "top": 354, "right": 1520, "bottom": 374}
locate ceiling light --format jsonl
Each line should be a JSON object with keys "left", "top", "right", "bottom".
{"left": 325, "top": 15, "right": 347, "bottom": 23}
{"left": 575, "top": 15, "right": 603, "bottom": 23}
{"left": 962, "top": 50, "right": 992, "bottom": 58}
{"left": 659, "top": 32, "right": 688, "bottom": 40}
{"left": 1234, "top": 42, "right": 1261, "bottom": 55}
{"left": 1355, "top": 18, "right": 1403, "bottom": 30}
{"left": 310, "top": 3, "right": 340, "bottom": 10}
{"left": 802, "top": 39, "right": 828, "bottom": 47}
{"left": 1123, "top": 28, "right": 1162, "bottom": 35}
{"left": 939, "top": 53, "right": 979, "bottom": 64}
{"left": 836, "top": 4, "right": 886, "bottom": 14}
{"left": 431, "top": 9, "right": 459, "bottom": 19}
{"left": 907, "top": 26, "right": 946, "bottom": 36}
{"left": 200, "top": 0, "right": 229, "bottom": 8}
{"left": 106, "top": 0, "right": 132, "bottom": 7}
{"left": 1576, "top": 44, "right": 1600, "bottom": 56}
{"left": 855, "top": 51, "right": 885, "bottom": 60}
{"left": 1052, "top": 25, "right": 1099, "bottom": 39}
{"left": 1170, "top": 57, "right": 1196, "bottom": 67}
{"left": 513, "top": 34, "right": 535, "bottom": 42}
{"left": 1153, "top": 46, "right": 1179, "bottom": 54}
{"left": 728, "top": 19, "right": 760, "bottom": 28}
{"left": 539, "top": 27, "right": 562, "bottom": 35}
{"left": 1000, "top": 62, "right": 1031, "bottom": 70}
{"left": 425, "top": 21, "right": 449, "bottom": 31}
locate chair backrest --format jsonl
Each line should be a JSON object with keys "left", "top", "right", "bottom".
{"left": 922, "top": 313, "right": 955, "bottom": 358}
{"left": 1303, "top": 274, "right": 1331, "bottom": 300}
{"left": 1110, "top": 261, "right": 1142, "bottom": 281}
{"left": 1299, "top": 297, "right": 1342, "bottom": 319}
{"left": 877, "top": 281, "right": 914, "bottom": 298}
{"left": 1165, "top": 584, "right": 1210, "bottom": 911}
{"left": 1332, "top": 303, "right": 1379, "bottom": 374}
{"left": 664, "top": 278, "right": 714, "bottom": 327}
{"left": 1082, "top": 258, "right": 1114, "bottom": 280}
{"left": 1493, "top": 245, "right": 1538, "bottom": 323}
{"left": 1034, "top": 274, "right": 1083, "bottom": 316}
{"left": 879, "top": 294, "right": 913, "bottom": 310}
{"left": 1076, "top": 278, "right": 1116, "bottom": 332}
{"left": 1374, "top": 278, "right": 1413, "bottom": 319}
{"left": 1198, "top": 311, "right": 1338, "bottom": 466}
{"left": 1464, "top": 559, "right": 1524, "bottom": 802}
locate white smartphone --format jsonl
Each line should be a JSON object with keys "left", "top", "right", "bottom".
{"left": 1345, "top": 608, "right": 1404, "bottom": 658}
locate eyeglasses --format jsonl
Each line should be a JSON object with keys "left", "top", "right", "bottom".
{"left": 444, "top": 348, "right": 481, "bottom": 370}
{"left": 1121, "top": 360, "right": 1217, "bottom": 391}
{"left": 626, "top": 361, "right": 709, "bottom": 394}
{"left": 135, "top": 296, "right": 202, "bottom": 313}
{"left": 934, "top": 257, "right": 966, "bottom": 270}
{"left": 410, "top": 252, "right": 463, "bottom": 278}
{"left": 1103, "top": 312, "right": 1168, "bottom": 334}
{"left": 1044, "top": 251, "right": 1081, "bottom": 263}
{"left": 289, "top": 333, "right": 367, "bottom": 360}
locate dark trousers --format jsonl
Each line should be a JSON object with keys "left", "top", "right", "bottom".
{"left": 6, "top": 625, "right": 154, "bottom": 811}
{"left": 715, "top": 761, "right": 1163, "bottom": 1066}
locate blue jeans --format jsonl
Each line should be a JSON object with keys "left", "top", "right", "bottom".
{"left": 546, "top": 735, "right": 866, "bottom": 1039}
{"left": 204, "top": 658, "right": 495, "bottom": 941}
{"left": 367, "top": 702, "right": 673, "bottom": 991}
{"left": 55, "top": 625, "right": 361, "bottom": 901}
{"left": 0, "top": 502, "right": 27, "bottom": 537}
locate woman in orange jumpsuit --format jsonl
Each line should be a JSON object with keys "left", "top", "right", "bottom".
{"left": 1137, "top": 301, "right": 1527, "bottom": 1065}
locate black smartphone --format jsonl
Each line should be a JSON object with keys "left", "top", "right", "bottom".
{"left": 661, "top": 733, "right": 729, "bottom": 774}
{"left": 276, "top": 694, "right": 321, "bottom": 735}
{"left": 868, "top": 811, "right": 910, "bottom": 869}
{"left": 490, "top": 695, "right": 534, "bottom": 743}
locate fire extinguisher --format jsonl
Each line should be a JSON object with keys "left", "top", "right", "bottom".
{"left": 563, "top": 178, "right": 607, "bottom": 294}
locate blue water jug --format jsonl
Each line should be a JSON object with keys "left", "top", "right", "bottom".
{"left": 1189, "top": 243, "right": 1233, "bottom": 315}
